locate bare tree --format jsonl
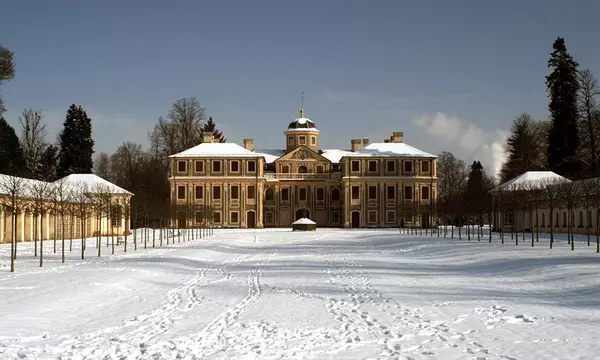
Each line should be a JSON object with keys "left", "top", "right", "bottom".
{"left": 53, "top": 177, "right": 72, "bottom": 263}
{"left": 148, "top": 97, "right": 206, "bottom": 162}
{"left": 31, "top": 180, "right": 52, "bottom": 263}
{"left": 93, "top": 152, "right": 113, "bottom": 181}
{"left": 74, "top": 182, "right": 92, "bottom": 260}
{"left": 559, "top": 180, "right": 579, "bottom": 251}
{"left": 19, "top": 109, "right": 48, "bottom": 179}
{"left": 91, "top": 183, "right": 111, "bottom": 257}
{"left": 0, "top": 175, "right": 27, "bottom": 272}
{"left": 577, "top": 69, "right": 600, "bottom": 176}
{"left": 542, "top": 178, "right": 563, "bottom": 249}
{"left": 591, "top": 177, "right": 600, "bottom": 253}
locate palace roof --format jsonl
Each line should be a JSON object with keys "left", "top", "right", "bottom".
{"left": 344, "top": 142, "right": 436, "bottom": 158}
{"left": 170, "top": 143, "right": 267, "bottom": 159}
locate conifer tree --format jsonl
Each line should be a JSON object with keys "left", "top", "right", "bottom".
{"left": 500, "top": 113, "right": 546, "bottom": 183}
{"left": 57, "top": 104, "right": 95, "bottom": 178}
{"left": 0, "top": 44, "right": 15, "bottom": 115}
{"left": 546, "top": 37, "right": 580, "bottom": 177}
{"left": 0, "top": 116, "right": 26, "bottom": 175}
{"left": 202, "top": 117, "right": 226, "bottom": 143}
{"left": 39, "top": 144, "right": 59, "bottom": 181}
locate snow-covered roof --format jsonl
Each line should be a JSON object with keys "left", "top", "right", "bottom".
{"left": 496, "top": 171, "right": 570, "bottom": 191}
{"left": 59, "top": 174, "right": 133, "bottom": 195}
{"left": 0, "top": 173, "right": 133, "bottom": 201}
{"left": 170, "top": 143, "right": 267, "bottom": 159}
{"left": 342, "top": 143, "right": 436, "bottom": 158}
{"left": 254, "top": 149, "right": 286, "bottom": 164}
{"left": 321, "top": 149, "right": 353, "bottom": 163}
{"left": 292, "top": 217, "right": 316, "bottom": 225}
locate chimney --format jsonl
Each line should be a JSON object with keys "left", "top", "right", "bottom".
{"left": 202, "top": 131, "right": 214, "bottom": 143}
{"left": 362, "top": 137, "right": 369, "bottom": 147}
{"left": 351, "top": 138, "right": 361, "bottom": 152}
{"left": 243, "top": 138, "right": 254, "bottom": 151}
{"left": 392, "top": 131, "right": 404, "bottom": 143}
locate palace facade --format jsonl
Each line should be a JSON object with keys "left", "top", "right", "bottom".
{"left": 169, "top": 109, "right": 438, "bottom": 228}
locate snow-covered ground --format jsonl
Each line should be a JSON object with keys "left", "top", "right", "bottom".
{"left": 1, "top": 229, "right": 599, "bottom": 360}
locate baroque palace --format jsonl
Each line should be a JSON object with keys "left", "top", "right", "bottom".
{"left": 169, "top": 109, "right": 438, "bottom": 229}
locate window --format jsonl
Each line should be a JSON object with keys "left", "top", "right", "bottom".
{"left": 265, "top": 188, "right": 274, "bottom": 201}
{"left": 386, "top": 160, "right": 395, "bottom": 172}
{"left": 195, "top": 185, "right": 203, "bottom": 200}
{"left": 422, "top": 186, "right": 430, "bottom": 200}
{"left": 111, "top": 205, "right": 122, "bottom": 226}
{"left": 387, "top": 186, "right": 395, "bottom": 200}
{"left": 331, "top": 188, "right": 340, "bottom": 201}
{"left": 281, "top": 188, "right": 289, "bottom": 201}
{"left": 331, "top": 211, "right": 340, "bottom": 223}
{"left": 265, "top": 211, "right": 274, "bottom": 224}
{"left": 298, "top": 165, "right": 308, "bottom": 173}
{"left": 299, "top": 188, "right": 307, "bottom": 201}
{"left": 503, "top": 212, "right": 513, "bottom": 225}
{"left": 351, "top": 186, "right": 360, "bottom": 200}
{"left": 555, "top": 212, "right": 559, "bottom": 225}
{"left": 311, "top": 136, "right": 316, "bottom": 145}
{"left": 542, "top": 213, "right": 546, "bottom": 227}
{"left": 231, "top": 186, "right": 239, "bottom": 200}
{"left": 195, "top": 212, "right": 202, "bottom": 223}
{"left": 248, "top": 186, "right": 256, "bottom": 199}
{"left": 177, "top": 186, "right": 186, "bottom": 200}
{"left": 212, "top": 161, "right": 221, "bottom": 172}
{"left": 288, "top": 136, "right": 294, "bottom": 145}
{"left": 282, "top": 165, "right": 290, "bottom": 173}
{"left": 213, "top": 212, "right": 221, "bottom": 223}
{"left": 351, "top": 160, "right": 360, "bottom": 172}
{"left": 213, "top": 186, "right": 221, "bottom": 200}
{"left": 195, "top": 161, "right": 204, "bottom": 172}
{"left": 368, "top": 161, "right": 377, "bottom": 172}
{"left": 421, "top": 161, "right": 430, "bottom": 172}
{"left": 299, "top": 136, "right": 306, "bottom": 145}
{"left": 368, "top": 210, "right": 377, "bottom": 223}
{"left": 231, "top": 161, "right": 239, "bottom": 172}
{"left": 404, "top": 186, "right": 413, "bottom": 200}
{"left": 368, "top": 186, "right": 377, "bottom": 200}
{"left": 589, "top": 210, "right": 593, "bottom": 227}
{"left": 316, "top": 188, "right": 324, "bottom": 201}
{"left": 230, "top": 212, "right": 239, "bottom": 223}
{"left": 579, "top": 211, "right": 584, "bottom": 227}
{"left": 386, "top": 211, "right": 395, "bottom": 223}
{"left": 404, "top": 161, "right": 413, "bottom": 173}
{"left": 177, "top": 161, "right": 186, "bottom": 172}
{"left": 317, "top": 165, "right": 324, "bottom": 173}
{"left": 248, "top": 161, "right": 256, "bottom": 172}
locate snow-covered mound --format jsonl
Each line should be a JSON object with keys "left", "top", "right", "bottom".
{"left": 291, "top": 217, "right": 316, "bottom": 225}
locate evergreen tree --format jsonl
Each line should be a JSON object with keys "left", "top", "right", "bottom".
{"left": 466, "top": 161, "right": 485, "bottom": 212}
{"left": 202, "top": 117, "right": 226, "bottom": 143}
{"left": 57, "top": 104, "right": 95, "bottom": 178}
{"left": 39, "top": 144, "right": 59, "bottom": 181}
{"left": 0, "top": 116, "right": 26, "bottom": 175}
{"left": 500, "top": 113, "right": 546, "bottom": 183}
{"left": 546, "top": 37, "right": 580, "bottom": 177}
{"left": 0, "top": 44, "right": 15, "bottom": 115}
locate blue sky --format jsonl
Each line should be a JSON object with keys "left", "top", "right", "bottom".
{"left": 2, "top": 0, "right": 600, "bottom": 176}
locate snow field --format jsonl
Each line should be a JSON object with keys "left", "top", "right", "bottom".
{"left": 0, "top": 229, "right": 599, "bottom": 359}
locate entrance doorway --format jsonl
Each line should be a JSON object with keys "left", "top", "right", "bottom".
{"left": 351, "top": 211, "right": 360, "bottom": 228}
{"left": 421, "top": 213, "right": 430, "bottom": 228}
{"left": 247, "top": 211, "right": 256, "bottom": 228}
{"left": 296, "top": 208, "right": 309, "bottom": 220}
{"left": 177, "top": 212, "right": 186, "bottom": 228}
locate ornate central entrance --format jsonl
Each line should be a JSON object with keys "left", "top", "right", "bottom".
{"left": 295, "top": 208, "right": 309, "bottom": 220}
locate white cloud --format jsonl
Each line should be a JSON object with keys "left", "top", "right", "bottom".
{"left": 412, "top": 112, "right": 509, "bottom": 179}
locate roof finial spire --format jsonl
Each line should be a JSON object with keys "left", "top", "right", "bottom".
{"left": 300, "top": 91, "right": 305, "bottom": 118}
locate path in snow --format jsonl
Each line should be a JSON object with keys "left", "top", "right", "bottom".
{"left": 1, "top": 229, "right": 599, "bottom": 359}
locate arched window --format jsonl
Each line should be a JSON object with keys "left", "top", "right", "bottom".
{"left": 331, "top": 188, "right": 340, "bottom": 201}
{"left": 579, "top": 211, "right": 584, "bottom": 227}
{"left": 563, "top": 212, "right": 567, "bottom": 227}
{"left": 282, "top": 165, "right": 290, "bottom": 173}
{"left": 265, "top": 188, "right": 274, "bottom": 201}
{"left": 555, "top": 212, "right": 559, "bottom": 225}
{"left": 588, "top": 210, "right": 593, "bottom": 228}
{"left": 298, "top": 165, "right": 308, "bottom": 173}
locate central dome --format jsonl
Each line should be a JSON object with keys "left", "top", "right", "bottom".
{"left": 287, "top": 108, "right": 318, "bottom": 130}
